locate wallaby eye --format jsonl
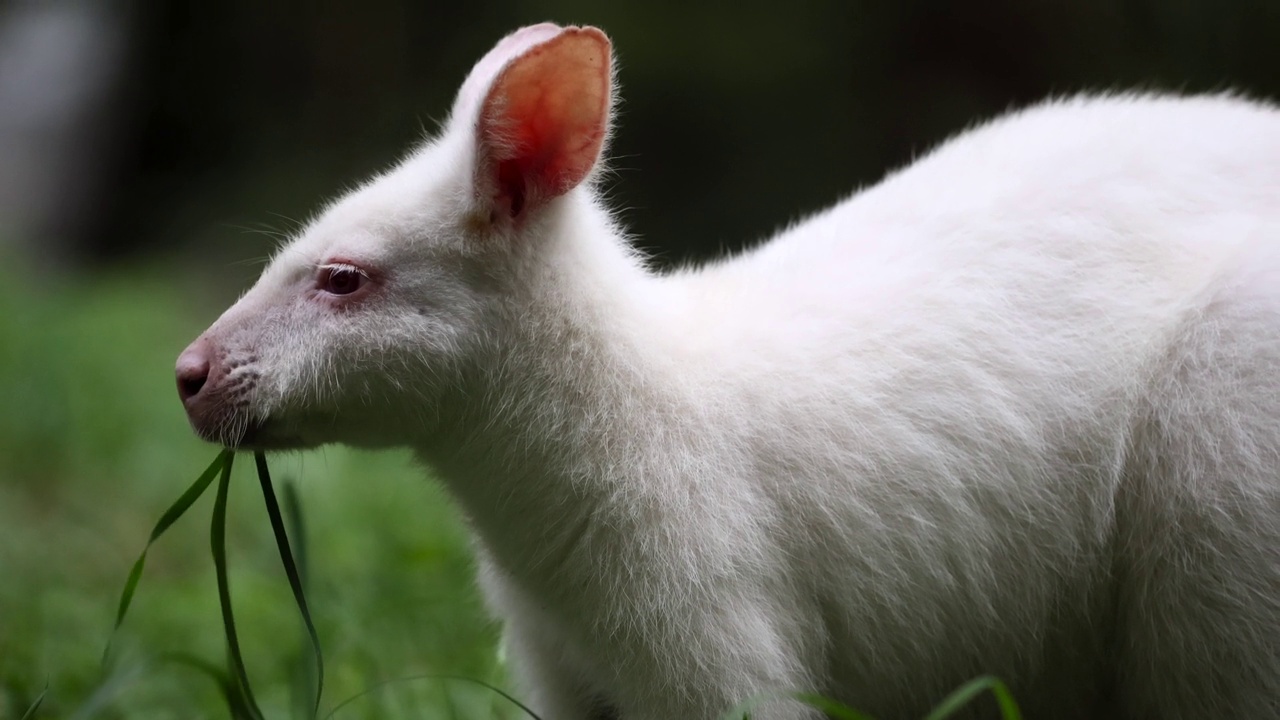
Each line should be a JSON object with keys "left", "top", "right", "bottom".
{"left": 317, "top": 263, "right": 369, "bottom": 296}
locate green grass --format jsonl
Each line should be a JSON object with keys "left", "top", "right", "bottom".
{"left": 0, "top": 263, "right": 506, "bottom": 718}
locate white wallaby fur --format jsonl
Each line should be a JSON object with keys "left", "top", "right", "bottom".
{"left": 177, "top": 23, "right": 1280, "bottom": 720}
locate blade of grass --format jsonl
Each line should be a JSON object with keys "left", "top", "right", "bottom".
{"left": 720, "top": 691, "right": 875, "bottom": 720}
{"left": 68, "top": 662, "right": 149, "bottom": 720}
{"left": 283, "top": 480, "right": 309, "bottom": 588}
{"left": 102, "top": 449, "right": 231, "bottom": 667}
{"left": 255, "top": 451, "right": 325, "bottom": 719}
{"left": 323, "top": 674, "right": 543, "bottom": 720}
{"left": 282, "top": 474, "right": 320, "bottom": 717}
{"left": 282, "top": 478, "right": 318, "bottom": 720}
{"left": 18, "top": 681, "right": 48, "bottom": 720}
{"left": 160, "top": 652, "right": 259, "bottom": 720}
{"left": 211, "top": 452, "right": 266, "bottom": 720}
{"left": 923, "top": 676, "right": 1022, "bottom": 720}
{"left": 790, "top": 693, "right": 877, "bottom": 719}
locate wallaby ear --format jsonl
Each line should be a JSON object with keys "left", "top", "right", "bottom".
{"left": 460, "top": 25, "right": 612, "bottom": 223}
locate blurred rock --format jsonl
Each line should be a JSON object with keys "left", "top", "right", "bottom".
{"left": 0, "top": 0, "right": 133, "bottom": 268}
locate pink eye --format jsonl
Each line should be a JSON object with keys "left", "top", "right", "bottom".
{"left": 317, "top": 264, "right": 369, "bottom": 296}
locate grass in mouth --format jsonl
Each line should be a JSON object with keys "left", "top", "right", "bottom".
{"left": 103, "top": 450, "right": 321, "bottom": 720}
{"left": 96, "top": 451, "right": 1021, "bottom": 720}
{"left": 99, "top": 451, "right": 538, "bottom": 720}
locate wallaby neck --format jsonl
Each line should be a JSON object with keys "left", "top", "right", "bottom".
{"left": 415, "top": 196, "right": 706, "bottom": 592}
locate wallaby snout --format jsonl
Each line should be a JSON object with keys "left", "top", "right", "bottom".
{"left": 174, "top": 333, "right": 260, "bottom": 448}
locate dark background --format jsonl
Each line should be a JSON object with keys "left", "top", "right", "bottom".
{"left": 4, "top": 0, "right": 1278, "bottom": 286}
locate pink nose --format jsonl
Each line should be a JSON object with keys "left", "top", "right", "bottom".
{"left": 176, "top": 339, "right": 212, "bottom": 403}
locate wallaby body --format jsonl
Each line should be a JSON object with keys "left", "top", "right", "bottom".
{"left": 177, "top": 25, "right": 1280, "bottom": 720}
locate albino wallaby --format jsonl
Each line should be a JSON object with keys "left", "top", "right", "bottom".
{"left": 176, "top": 23, "right": 1280, "bottom": 720}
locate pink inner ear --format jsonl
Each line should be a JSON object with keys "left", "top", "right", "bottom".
{"left": 478, "top": 27, "right": 611, "bottom": 218}
{"left": 454, "top": 23, "right": 563, "bottom": 124}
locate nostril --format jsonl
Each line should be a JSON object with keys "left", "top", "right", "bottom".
{"left": 178, "top": 369, "right": 208, "bottom": 402}
{"left": 176, "top": 346, "right": 212, "bottom": 403}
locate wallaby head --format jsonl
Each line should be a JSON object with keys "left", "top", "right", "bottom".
{"left": 176, "top": 24, "right": 616, "bottom": 451}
